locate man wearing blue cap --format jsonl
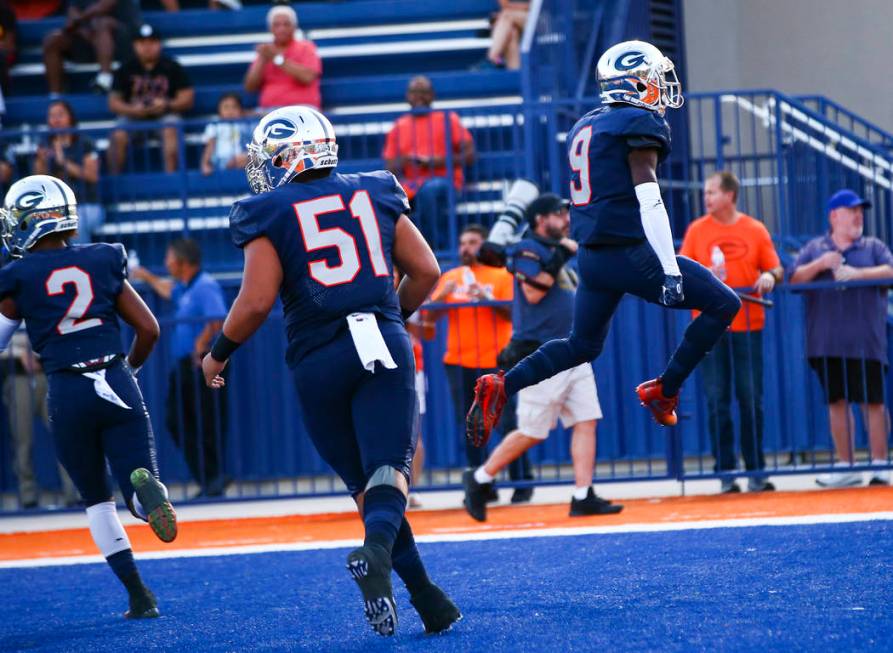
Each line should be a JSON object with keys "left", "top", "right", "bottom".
{"left": 791, "top": 189, "right": 893, "bottom": 487}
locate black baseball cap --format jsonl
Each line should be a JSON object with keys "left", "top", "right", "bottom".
{"left": 527, "top": 193, "right": 570, "bottom": 226}
{"left": 135, "top": 24, "right": 161, "bottom": 40}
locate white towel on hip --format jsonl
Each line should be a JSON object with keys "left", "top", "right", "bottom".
{"left": 82, "top": 368, "right": 132, "bottom": 409}
{"left": 346, "top": 312, "right": 397, "bottom": 373}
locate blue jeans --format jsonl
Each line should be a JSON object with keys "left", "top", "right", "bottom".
{"left": 701, "top": 330, "right": 766, "bottom": 473}
{"left": 412, "top": 177, "right": 452, "bottom": 250}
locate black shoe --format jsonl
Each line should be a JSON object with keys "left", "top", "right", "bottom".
{"left": 747, "top": 478, "right": 776, "bottom": 492}
{"left": 486, "top": 485, "right": 499, "bottom": 504}
{"left": 409, "top": 583, "right": 462, "bottom": 635}
{"left": 569, "top": 488, "right": 623, "bottom": 516}
{"left": 462, "top": 469, "right": 490, "bottom": 522}
{"left": 124, "top": 587, "right": 159, "bottom": 619}
{"left": 510, "top": 486, "right": 534, "bottom": 504}
{"left": 346, "top": 543, "right": 397, "bottom": 636}
{"left": 720, "top": 479, "right": 742, "bottom": 494}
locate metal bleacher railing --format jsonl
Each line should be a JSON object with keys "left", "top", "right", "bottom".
{"left": 2, "top": 84, "right": 893, "bottom": 508}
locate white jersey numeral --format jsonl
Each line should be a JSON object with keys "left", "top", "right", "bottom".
{"left": 569, "top": 126, "right": 593, "bottom": 206}
{"left": 294, "top": 192, "right": 391, "bottom": 287}
{"left": 46, "top": 267, "right": 103, "bottom": 335}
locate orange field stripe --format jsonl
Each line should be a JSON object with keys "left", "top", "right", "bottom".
{"left": 1, "top": 487, "right": 891, "bottom": 562}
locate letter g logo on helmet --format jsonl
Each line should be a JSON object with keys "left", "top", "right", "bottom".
{"left": 263, "top": 118, "right": 298, "bottom": 140}
{"left": 616, "top": 52, "right": 647, "bottom": 71}
{"left": 14, "top": 190, "right": 46, "bottom": 211}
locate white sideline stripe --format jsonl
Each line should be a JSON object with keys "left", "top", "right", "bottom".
{"left": 2, "top": 510, "right": 891, "bottom": 569}
{"left": 164, "top": 20, "right": 490, "bottom": 49}
{"left": 11, "top": 38, "right": 490, "bottom": 76}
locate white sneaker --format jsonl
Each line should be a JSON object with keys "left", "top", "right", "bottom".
{"left": 868, "top": 461, "right": 890, "bottom": 486}
{"left": 408, "top": 493, "right": 423, "bottom": 509}
{"left": 816, "top": 471, "right": 863, "bottom": 488}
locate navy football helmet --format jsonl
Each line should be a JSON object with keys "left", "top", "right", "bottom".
{"left": 596, "top": 40, "right": 683, "bottom": 113}
{"left": 0, "top": 175, "right": 79, "bottom": 258}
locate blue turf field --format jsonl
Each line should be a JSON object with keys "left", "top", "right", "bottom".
{"left": 1, "top": 521, "right": 891, "bottom": 652}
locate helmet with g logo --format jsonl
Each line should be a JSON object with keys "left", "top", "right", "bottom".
{"left": 0, "top": 175, "right": 79, "bottom": 258}
{"left": 596, "top": 40, "right": 683, "bottom": 113}
{"left": 245, "top": 105, "right": 339, "bottom": 194}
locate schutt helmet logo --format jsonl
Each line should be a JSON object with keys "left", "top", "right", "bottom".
{"left": 263, "top": 118, "right": 298, "bottom": 140}
{"left": 616, "top": 52, "right": 647, "bottom": 71}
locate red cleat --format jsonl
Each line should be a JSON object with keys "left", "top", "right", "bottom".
{"left": 466, "top": 372, "right": 507, "bottom": 448}
{"left": 636, "top": 378, "right": 678, "bottom": 427}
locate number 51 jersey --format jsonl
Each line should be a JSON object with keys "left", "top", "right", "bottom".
{"left": 0, "top": 243, "right": 128, "bottom": 372}
{"left": 228, "top": 170, "right": 410, "bottom": 367}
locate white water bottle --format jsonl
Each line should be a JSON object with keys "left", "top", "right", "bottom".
{"left": 710, "top": 245, "right": 727, "bottom": 281}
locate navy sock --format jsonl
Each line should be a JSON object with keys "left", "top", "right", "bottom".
{"left": 363, "top": 485, "right": 407, "bottom": 555}
{"left": 391, "top": 517, "right": 431, "bottom": 596}
{"left": 106, "top": 549, "right": 144, "bottom": 596}
{"left": 661, "top": 313, "right": 729, "bottom": 396}
{"left": 505, "top": 338, "right": 590, "bottom": 396}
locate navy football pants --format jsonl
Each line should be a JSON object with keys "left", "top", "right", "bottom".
{"left": 505, "top": 241, "right": 741, "bottom": 397}
{"left": 292, "top": 320, "right": 418, "bottom": 496}
{"left": 47, "top": 359, "right": 159, "bottom": 508}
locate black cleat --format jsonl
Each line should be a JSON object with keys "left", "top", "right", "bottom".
{"left": 124, "top": 587, "right": 159, "bottom": 619}
{"left": 131, "top": 468, "right": 177, "bottom": 543}
{"left": 346, "top": 544, "right": 397, "bottom": 636}
{"left": 485, "top": 485, "right": 500, "bottom": 504}
{"left": 410, "top": 583, "right": 462, "bottom": 635}
{"left": 462, "top": 469, "right": 490, "bottom": 522}
{"left": 510, "top": 486, "right": 534, "bottom": 504}
{"left": 569, "top": 488, "right": 623, "bottom": 516}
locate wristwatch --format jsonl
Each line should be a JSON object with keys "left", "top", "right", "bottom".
{"left": 273, "top": 54, "right": 285, "bottom": 67}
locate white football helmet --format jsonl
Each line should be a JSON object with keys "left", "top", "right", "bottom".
{"left": 596, "top": 40, "right": 683, "bottom": 113}
{"left": 0, "top": 175, "right": 79, "bottom": 258}
{"left": 245, "top": 105, "right": 339, "bottom": 194}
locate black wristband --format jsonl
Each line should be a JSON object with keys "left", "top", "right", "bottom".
{"left": 401, "top": 307, "right": 415, "bottom": 323}
{"left": 210, "top": 333, "right": 241, "bottom": 362}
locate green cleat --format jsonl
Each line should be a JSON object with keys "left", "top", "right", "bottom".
{"left": 130, "top": 468, "right": 177, "bottom": 543}
{"left": 124, "top": 587, "right": 159, "bottom": 620}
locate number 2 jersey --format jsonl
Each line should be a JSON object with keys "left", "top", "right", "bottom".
{"left": 568, "top": 104, "right": 672, "bottom": 246}
{"left": 228, "top": 170, "right": 409, "bottom": 367}
{"left": 0, "top": 243, "right": 128, "bottom": 372}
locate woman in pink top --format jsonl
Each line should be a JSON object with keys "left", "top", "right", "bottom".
{"left": 243, "top": 5, "right": 322, "bottom": 109}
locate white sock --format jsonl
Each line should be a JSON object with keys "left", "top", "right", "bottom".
{"left": 86, "top": 501, "right": 131, "bottom": 558}
{"left": 474, "top": 467, "right": 495, "bottom": 484}
{"left": 573, "top": 486, "right": 591, "bottom": 500}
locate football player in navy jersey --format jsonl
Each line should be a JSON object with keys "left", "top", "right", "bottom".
{"left": 0, "top": 175, "right": 177, "bottom": 619}
{"left": 467, "top": 40, "right": 741, "bottom": 445}
{"left": 200, "top": 106, "right": 459, "bottom": 637}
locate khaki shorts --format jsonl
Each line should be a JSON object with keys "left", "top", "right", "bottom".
{"left": 516, "top": 363, "right": 601, "bottom": 439}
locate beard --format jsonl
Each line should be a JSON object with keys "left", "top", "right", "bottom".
{"left": 460, "top": 252, "right": 475, "bottom": 265}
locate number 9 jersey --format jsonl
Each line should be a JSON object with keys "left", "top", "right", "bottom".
{"left": 0, "top": 243, "right": 128, "bottom": 372}
{"left": 228, "top": 170, "right": 410, "bottom": 367}
{"left": 567, "top": 104, "right": 671, "bottom": 245}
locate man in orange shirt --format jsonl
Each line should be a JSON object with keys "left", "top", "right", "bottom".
{"left": 680, "top": 171, "right": 782, "bottom": 493}
{"left": 383, "top": 76, "right": 475, "bottom": 251}
{"left": 427, "top": 224, "right": 532, "bottom": 498}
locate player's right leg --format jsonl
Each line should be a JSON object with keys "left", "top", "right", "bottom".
{"left": 46, "top": 369, "right": 158, "bottom": 619}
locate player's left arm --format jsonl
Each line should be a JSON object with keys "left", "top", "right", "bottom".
{"left": 115, "top": 281, "right": 161, "bottom": 370}
{"left": 202, "top": 236, "right": 283, "bottom": 387}
{"left": 628, "top": 147, "right": 683, "bottom": 305}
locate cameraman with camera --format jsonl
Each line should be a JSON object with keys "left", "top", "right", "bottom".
{"left": 463, "top": 193, "right": 623, "bottom": 521}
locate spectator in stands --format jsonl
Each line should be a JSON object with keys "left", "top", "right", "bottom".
{"left": 426, "top": 223, "right": 533, "bottom": 500}
{"left": 42, "top": 0, "right": 140, "bottom": 95}
{"left": 0, "top": 0, "right": 16, "bottom": 94}
{"left": 33, "top": 100, "right": 103, "bottom": 242}
{"left": 463, "top": 194, "right": 621, "bottom": 521}
{"left": 482, "top": 0, "right": 529, "bottom": 70}
{"left": 107, "top": 24, "right": 194, "bottom": 174}
{"left": 383, "top": 76, "right": 475, "bottom": 248}
{"left": 1, "top": 331, "right": 79, "bottom": 509}
{"left": 791, "top": 189, "right": 893, "bottom": 488}
{"left": 159, "top": 0, "right": 242, "bottom": 10}
{"left": 200, "top": 92, "right": 250, "bottom": 175}
{"left": 243, "top": 5, "right": 321, "bottom": 110}
{"left": 131, "top": 238, "right": 230, "bottom": 497}
{"left": 680, "top": 171, "right": 782, "bottom": 493}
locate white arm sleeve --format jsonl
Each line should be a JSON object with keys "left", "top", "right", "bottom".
{"left": 635, "top": 181, "right": 681, "bottom": 277}
{"left": 0, "top": 313, "right": 22, "bottom": 352}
